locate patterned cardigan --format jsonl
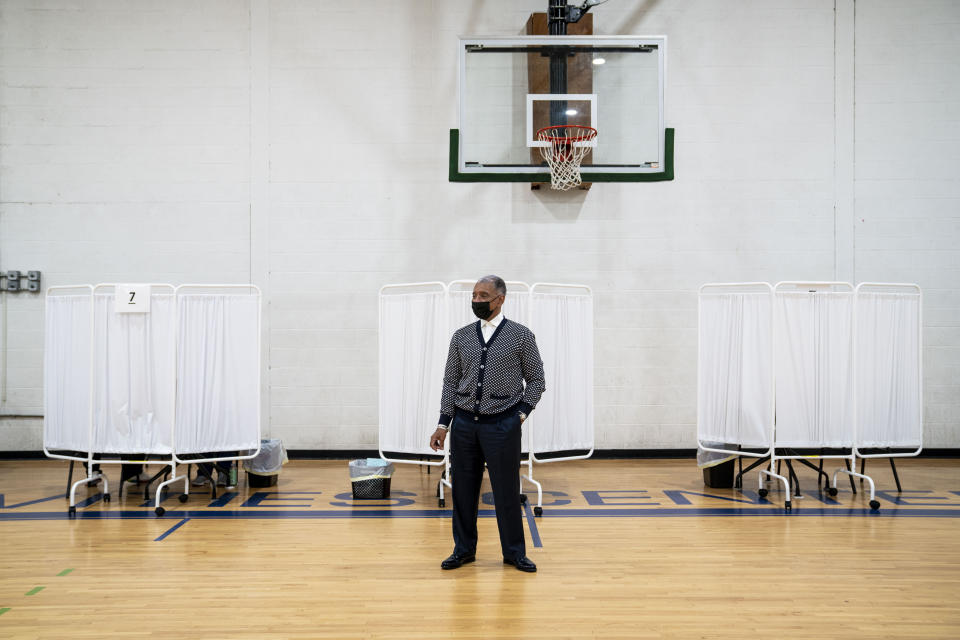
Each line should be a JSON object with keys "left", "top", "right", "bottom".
{"left": 438, "top": 318, "right": 546, "bottom": 426}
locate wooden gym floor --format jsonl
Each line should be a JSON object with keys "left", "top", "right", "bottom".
{"left": 0, "top": 457, "right": 958, "bottom": 639}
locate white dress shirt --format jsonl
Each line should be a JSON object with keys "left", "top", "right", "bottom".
{"left": 480, "top": 312, "right": 503, "bottom": 343}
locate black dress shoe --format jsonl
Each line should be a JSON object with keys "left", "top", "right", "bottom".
{"left": 441, "top": 552, "right": 476, "bottom": 570}
{"left": 503, "top": 556, "right": 537, "bottom": 573}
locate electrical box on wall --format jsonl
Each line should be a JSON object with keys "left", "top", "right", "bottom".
{"left": 1, "top": 270, "right": 41, "bottom": 293}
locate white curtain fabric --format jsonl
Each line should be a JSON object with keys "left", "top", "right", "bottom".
{"left": 697, "top": 292, "right": 772, "bottom": 448}
{"left": 775, "top": 291, "right": 854, "bottom": 448}
{"left": 175, "top": 294, "right": 260, "bottom": 454}
{"left": 44, "top": 288, "right": 260, "bottom": 456}
{"left": 45, "top": 293, "right": 177, "bottom": 454}
{"left": 44, "top": 295, "right": 93, "bottom": 451}
{"left": 855, "top": 291, "right": 922, "bottom": 447}
{"left": 93, "top": 293, "right": 176, "bottom": 454}
{"left": 378, "top": 289, "right": 448, "bottom": 455}
{"left": 504, "top": 287, "right": 531, "bottom": 326}
{"left": 526, "top": 291, "right": 594, "bottom": 453}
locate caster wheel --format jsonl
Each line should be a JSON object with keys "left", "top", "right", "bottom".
{"left": 869, "top": 500, "right": 880, "bottom": 511}
{"left": 103, "top": 493, "right": 111, "bottom": 503}
{"left": 784, "top": 504, "right": 792, "bottom": 512}
{"left": 178, "top": 494, "right": 189, "bottom": 503}
{"left": 828, "top": 487, "right": 838, "bottom": 497}
{"left": 519, "top": 494, "right": 528, "bottom": 504}
{"left": 438, "top": 498, "right": 445, "bottom": 508}
{"left": 155, "top": 506, "right": 165, "bottom": 517}
{"left": 534, "top": 506, "right": 543, "bottom": 517}
{"left": 68, "top": 506, "right": 77, "bottom": 517}
{"left": 758, "top": 488, "right": 768, "bottom": 498}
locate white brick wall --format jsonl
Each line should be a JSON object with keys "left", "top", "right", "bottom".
{"left": 1, "top": 0, "right": 958, "bottom": 451}
{"left": 854, "top": 0, "right": 960, "bottom": 448}
{"left": 0, "top": 0, "right": 253, "bottom": 443}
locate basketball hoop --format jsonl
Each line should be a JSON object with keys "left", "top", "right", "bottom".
{"left": 536, "top": 125, "right": 597, "bottom": 191}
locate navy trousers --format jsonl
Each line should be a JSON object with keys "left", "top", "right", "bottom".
{"left": 450, "top": 408, "right": 526, "bottom": 561}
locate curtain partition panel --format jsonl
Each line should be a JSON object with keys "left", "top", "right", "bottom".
{"left": 697, "top": 281, "right": 922, "bottom": 511}
{"left": 44, "top": 284, "right": 261, "bottom": 516}
{"left": 378, "top": 280, "right": 595, "bottom": 515}
{"left": 854, "top": 284, "right": 922, "bottom": 452}
{"left": 44, "top": 291, "right": 94, "bottom": 452}
{"left": 378, "top": 283, "right": 449, "bottom": 459}
{"left": 44, "top": 288, "right": 176, "bottom": 455}
{"left": 175, "top": 292, "right": 261, "bottom": 455}
{"left": 774, "top": 286, "right": 854, "bottom": 449}
{"left": 95, "top": 292, "right": 177, "bottom": 454}
{"left": 379, "top": 281, "right": 593, "bottom": 458}
{"left": 527, "top": 284, "right": 594, "bottom": 457}
{"left": 697, "top": 284, "right": 773, "bottom": 452}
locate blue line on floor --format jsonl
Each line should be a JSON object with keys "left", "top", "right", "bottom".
{"left": 2, "top": 506, "right": 959, "bottom": 521}
{"left": 154, "top": 518, "right": 190, "bottom": 541}
{"left": 74, "top": 493, "right": 104, "bottom": 508}
{"left": 523, "top": 500, "right": 543, "bottom": 548}
{"left": 208, "top": 492, "right": 238, "bottom": 507}
{"left": 0, "top": 493, "right": 67, "bottom": 510}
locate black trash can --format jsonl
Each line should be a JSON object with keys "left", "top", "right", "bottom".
{"left": 246, "top": 472, "right": 278, "bottom": 488}
{"left": 349, "top": 459, "right": 395, "bottom": 499}
{"left": 243, "top": 439, "right": 287, "bottom": 488}
{"left": 702, "top": 458, "right": 736, "bottom": 488}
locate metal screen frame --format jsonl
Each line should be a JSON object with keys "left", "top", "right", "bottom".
{"left": 44, "top": 283, "right": 262, "bottom": 517}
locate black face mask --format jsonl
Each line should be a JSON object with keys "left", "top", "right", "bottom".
{"left": 472, "top": 300, "right": 492, "bottom": 319}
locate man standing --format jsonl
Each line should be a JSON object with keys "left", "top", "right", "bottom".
{"left": 429, "top": 275, "right": 545, "bottom": 573}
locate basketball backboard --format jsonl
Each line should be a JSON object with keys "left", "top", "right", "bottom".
{"left": 452, "top": 35, "right": 670, "bottom": 182}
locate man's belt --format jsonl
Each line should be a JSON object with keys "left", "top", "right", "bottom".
{"left": 455, "top": 403, "right": 521, "bottom": 424}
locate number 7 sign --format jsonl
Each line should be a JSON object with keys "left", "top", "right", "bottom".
{"left": 114, "top": 284, "right": 152, "bottom": 313}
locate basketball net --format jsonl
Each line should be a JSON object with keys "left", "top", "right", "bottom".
{"left": 536, "top": 125, "right": 597, "bottom": 191}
